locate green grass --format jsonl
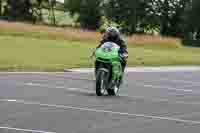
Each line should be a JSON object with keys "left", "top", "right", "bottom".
{"left": 0, "top": 36, "right": 93, "bottom": 71}
{"left": 0, "top": 35, "right": 200, "bottom": 72}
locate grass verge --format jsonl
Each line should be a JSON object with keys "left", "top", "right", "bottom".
{"left": 0, "top": 21, "right": 200, "bottom": 71}
{"left": 0, "top": 21, "right": 182, "bottom": 48}
{"left": 0, "top": 35, "right": 200, "bottom": 72}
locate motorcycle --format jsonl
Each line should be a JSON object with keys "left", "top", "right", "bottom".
{"left": 93, "top": 42, "right": 126, "bottom": 96}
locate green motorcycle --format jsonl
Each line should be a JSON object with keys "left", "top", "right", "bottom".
{"left": 94, "top": 42, "right": 124, "bottom": 96}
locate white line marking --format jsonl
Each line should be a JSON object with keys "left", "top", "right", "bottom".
{"left": 1, "top": 99, "right": 200, "bottom": 125}
{"left": 67, "top": 87, "right": 200, "bottom": 105}
{"left": 25, "top": 81, "right": 200, "bottom": 105}
{"left": 66, "top": 87, "right": 200, "bottom": 105}
{"left": 24, "top": 81, "right": 200, "bottom": 105}
{"left": 26, "top": 81, "right": 198, "bottom": 94}
{"left": 25, "top": 83, "right": 65, "bottom": 89}
{"left": 120, "top": 94, "right": 200, "bottom": 105}
{"left": 67, "top": 88, "right": 94, "bottom": 93}
{"left": 26, "top": 83, "right": 95, "bottom": 94}
{"left": 135, "top": 83, "right": 196, "bottom": 93}
{"left": 0, "top": 126, "right": 56, "bottom": 133}
{"left": 0, "top": 66, "right": 200, "bottom": 74}
{"left": 65, "top": 66, "right": 200, "bottom": 73}
{"left": 159, "top": 78, "right": 200, "bottom": 86}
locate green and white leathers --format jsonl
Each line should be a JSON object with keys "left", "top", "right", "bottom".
{"left": 95, "top": 42, "right": 123, "bottom": 96}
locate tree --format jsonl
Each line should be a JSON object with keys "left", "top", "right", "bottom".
{"left": 5, "top": 0, "right": 33, "bottom": 21}
{"left": 49, "top": 0, "right": 56, "bottom": 25}
{"left": 0, "top": 0, "right": 2, "bottom": 16}
{"left": 65, "top": 0, "right": 102, "bottom": 30}
{"left": 184, "top": 0, "right": 200, "bottom": 40}
{"left": 30, "top": 0, "right": 57, "bottom": 24}
{"left": 187, "top": 0, "right": 200, "bottom": 29}
{"left": 146, "top": 0, "right": 189, "bottom": 37}
{"left": 31, "top": 0, "right": 44, "bottom": 22}
{"left": 105, "top": 0, "right": 140, "bottom": 34}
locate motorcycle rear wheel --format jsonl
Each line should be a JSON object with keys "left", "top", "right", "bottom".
{"left": 107, "top": 80, "right": 119, "bottom": 96}
{"left": 96, "top": 70, "right": 107, "bottom": 96}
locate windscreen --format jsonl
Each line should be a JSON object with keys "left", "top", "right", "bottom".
{"left": 101, "top": 42, "right": 119, "bottom": 50}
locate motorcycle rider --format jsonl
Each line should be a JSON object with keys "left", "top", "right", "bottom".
{"left": 95, "top": 26, "right": 128, "bottom": 84}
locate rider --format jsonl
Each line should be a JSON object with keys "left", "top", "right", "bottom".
{"left": 95, "top": 26, "right": 128, "bottom": 82}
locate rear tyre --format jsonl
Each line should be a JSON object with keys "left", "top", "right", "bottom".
{"left": 107, "top": 81, "right": 119, "bottom": 96}
{"left": 96, "top": 70, "right": 107, "bottom": 96}
{"left": 107, "top": 87, "right": 119, "bottom": 96}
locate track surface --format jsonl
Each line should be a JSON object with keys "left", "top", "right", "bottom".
{"left": 0, "top": 70, "right": 200, "bottom": 133}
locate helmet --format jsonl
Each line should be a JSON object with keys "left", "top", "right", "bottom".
{"left": 105, "top": 27, "right": 120, "bottom": 39}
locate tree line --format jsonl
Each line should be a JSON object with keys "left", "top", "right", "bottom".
{"left": 0, "top": 0, "right": 200, "bottom": 40}
{"left": 0, "top": 0, "right": 63, "bottom": 24}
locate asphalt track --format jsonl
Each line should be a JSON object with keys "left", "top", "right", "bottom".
{"left": 0, "top": 69, "right": 200, "bottom": 133}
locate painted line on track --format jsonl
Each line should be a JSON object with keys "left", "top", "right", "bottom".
{"left": 24, "top": 83, "right": 200, "bottom": 105}
{"left": 26, "top": 82, "right": 199, "bottom": 94}
{"left": 0, "top": 126, "right": 56, "bottom": 133}
{"left": 1, "top": 99, "right": 200, "bottom": 125}
{"left": 25, "top": 83, "right": 65, "bottom": 89}
{"left": 158, "top": 78, "right": 200, "bottom": 86}
{"left": 2, "top": 80, "right": 200, "bottom": 107}
{"left": 65, "top": 67, "right": 200, "bottom": 73}
{"left": 0, "top": 66, "right": 200, "bottom": 74}
{"left": 67, "top": 87, "right": 94, "bottom": 93}
{"left": 137, "top": 83, "right": 194, "bottom": 93}
{"left": 67, "top": 87, "right": 200, "bottom": 105}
